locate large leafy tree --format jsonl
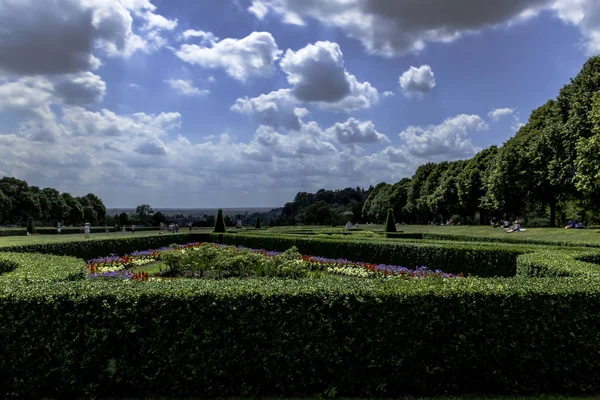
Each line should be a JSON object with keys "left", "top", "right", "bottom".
{"left": 61, "top": 193, "right": 84, "bottom": 225}
{"left": 134, "top": 204, "right": 153, "bottom": 225}
{"left": 404, "top": 163, "right": 437, "bottom": 224}
{"left": 456, "top": 146, "right": 498, "bottom": 223}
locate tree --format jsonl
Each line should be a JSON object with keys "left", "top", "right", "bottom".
{"left": 270, "top": 219, "right": 275, "bottom": 228}
{"left": 405, "top": 163, "right": 437, "bottom": 223}
{"left": 384, "top": 208, "right": 397, "bottom": 232}
{"left": 362, "top": 183, "right": 392, "bottom": 223}
{"left": 61, "top": 193, "right": 84, "bottom": 225}
{"left": 389, "top": 178, "right": 412, "bottom": 223}
{"left": 83, "top": 193, "right": 107, "bottom": 224}
{"left": 151, "top": 211, "right": 168, "bottom": 226}
{"left": 456, "top": 146, "right": 499, "bottom": 223}
{"left": 255, "top": 217, "right": 261, "bottom": 229}
{"left": 213, "top": 209, "right": 226, "bottom": 233}
{"left": 134, "top": 204, "right": 154, "bottom": 225}
{"left": 27, "top": 217, "right": 36, "bottom": 234}
{"left": 119, "top": 212, "right": 129, "bottom": 227}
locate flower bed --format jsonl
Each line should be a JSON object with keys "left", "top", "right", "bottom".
{"left": 86, "top": 242, "right": 461, "bottom": 280}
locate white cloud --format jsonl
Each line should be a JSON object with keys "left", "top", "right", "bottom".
{"left": 280, "top": 41, "right": 350, "bottom": 102}
{"left": 399, "top": 65, "right": 436, "bottom": 97}
{"left": 180, "top": 30, "right": 219, "bottom": 44}
{"left": 0, "top": 73, "right": 106, "bottom": 120}
{"left": 247, "top": 0, "right": 600, "bottom": 56}
{"left": 399, "top": 114, "right": 487, "bottom": 160}
{"left": 175, "top": 31, "right": 281, "bottom": 82}
{"left": 232, "top": 41, "right": 379, "bottom": 121}
{"left": 382, "top": 91, "right": 395, "bottom": 97}
{"left": 488, "top": 107, "right": 515, "bottom": 121}
{"left": 165, "top": 79, "right": 209, "bottom": 96}
{"left": 231, "top": 89, "right": 302, "bottom": 131}
{"left": 325, "top": 117, "right": 389, "bottom": 153}
{"left": 54, "top": 72, "right": 107, "bottom": 105}
{"left": 0, "top": 0, "right": 174, "bottom": 76}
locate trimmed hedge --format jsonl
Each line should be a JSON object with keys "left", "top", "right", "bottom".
{"left": 517, "top": 250, "right": 600, "bottom": 277}
{"left": 2, "top": 277, "right": 600, "bottom": 397}
{"left": 0, "top": 234, "right": 206, "bottom": 260}
{"left": 0, "top": 252, "right": 85, "bottom": 282}
{"left": 0, "top": 226, "right": 160, "bottom": 236}
{"left": 206, "top": 233, "right": 524, "bottom": 277}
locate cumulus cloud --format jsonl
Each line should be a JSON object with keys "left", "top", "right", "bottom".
{"left": 231, "top": 89, "right": 303, "bottom": 131}
{"left": 246, "top": 0, "right": 600, "bottom": 56}
{"left": 135, "top": 141, "right": 167, "bottom": 155}
{"left": 325, "top": 118, "right": 389, "bottom": 151}
{"left": 180, "top": 30, "right": 219, "bottom": 44}
{"left": 0, "top": 0, "right": 175, "bottom": 76}
{"left": 0, "top": 73, "right": 106, "bottom": 120}
{"left": 280, "top": 41, "right": 350, "bottom": 102}
{"left": 231, "top": 40, "right": 379, "bottom": 123}
{"left": 165, "top": 79, "right": 209, "bottom": 96}
{"left": 399, "top": 114, "right": 487, "bottom": 160}
{"left": 175, "top": 31, "right": 281, "bottom": 81}
{"left": 399, "top": 65, "right": 436, "bottom": 97}
{"left": 54, "top": 72, "right": 107, "bottom": 105}
{"left": 278, "top": 41, "right": 379, "bottom": 111}
{"left": 488, "top": 107, "right": 515, "bottom": 121}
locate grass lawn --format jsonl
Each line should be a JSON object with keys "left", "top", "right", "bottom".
{"left": 268, "top": 224, "right": 600, "bottom": 246}
{"left": 0, "top": 228, "right": 213, "bottom": 247}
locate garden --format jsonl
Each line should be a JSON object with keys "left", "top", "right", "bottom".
{"left": 1, "top": 228, "right": 600, "bottom": 398}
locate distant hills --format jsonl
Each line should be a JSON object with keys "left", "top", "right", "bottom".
{"left": 106, "top": 208, "right": 276, "bottom": 217}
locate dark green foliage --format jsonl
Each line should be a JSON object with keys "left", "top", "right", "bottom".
{"left": 26, "top": 217, "right": 36, "bottom": 234}
{"left": 3, "top": 276, "right": 600, "bottom": 397}
{"left": 211, "top": 233, "right": 521, "bottom": 277}
{"left": 255, "top": 217, "right": 261, "bottom": 229}
{"left": 213, "top": 209, "right": 226, "bottom": 233}
{"left": 0, "top": 234, "right": 193, "bottom": 260}
{"left": 331, "top": 217, "right": 337, "bottom": 227}
{"left": 270, "top": 219, "right": 275, "bottom": 228}
{"left": 384, "top": 208, "right": 396, "bottom": 233}
{"left": 0, "top": 252, "right": 85, "bottom": 282}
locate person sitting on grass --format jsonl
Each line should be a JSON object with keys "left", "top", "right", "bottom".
{"left": 505, "top": 221, "right": 523, "bottom": 233}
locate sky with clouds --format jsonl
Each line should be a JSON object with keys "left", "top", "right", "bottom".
{"left": 0, "top": 0, "right": 596, "bottom": 207}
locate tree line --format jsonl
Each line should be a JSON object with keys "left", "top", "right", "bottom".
{"left": 280, "top": 56, "right": 600, "bottom": 227}
{"left": 0, "top": 177, "right": 106, "bottom": 226}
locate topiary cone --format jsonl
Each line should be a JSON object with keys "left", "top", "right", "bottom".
{"left": 384, "top": 208, "right": 397, "bottom": 233}
{"left": 255, "top": 217, "right": 261, "bottom": 229}
{"left": 213, "top": 209, "right": 226, "bottom": 233}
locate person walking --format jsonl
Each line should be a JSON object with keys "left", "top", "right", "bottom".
{"left": 84, "top": 223, "right": 90, "bottom": 239}
{"left": 131, "top": 224, "right": 135, "bottom": 235}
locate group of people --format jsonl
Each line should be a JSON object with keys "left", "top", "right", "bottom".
{"left": 490, "top": 214, "right": 525, "bottom": 233}
{"left": 159, "top": 222, "right": 179, "bottom": 234}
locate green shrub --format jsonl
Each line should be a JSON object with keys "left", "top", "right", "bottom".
{"left": 213, "top": 209, "right": 226, "bottom": 233}
{"left": 3, "top": 277, "right": 600, "bottom": 397}
{"left": 0, "top": 234, "right": 195, "bottom": 260}
{"left": 255, "top": 217, "right": 261, "bottom": 229}
{"left": 0, "top": 252, "right": 85, "bottom": 282}
{"left": 26, "top": 217, "right": 36, "bottom": 235}
{"left": 516, "top": 249, "right": 600, "bottom": 277}
{"left": 209, "top": 233, "right": 523, "bottom": 277}
{"left": 384, "top": 209, "right": 396, "bottom": 233}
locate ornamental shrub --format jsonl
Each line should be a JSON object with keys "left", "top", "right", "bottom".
{"left": 270, "top": 219, "right": 275, "bottom": 228}
{"left": 384, "top": 208, "right": 396, "bottom": 233}
{"left": 213, "top": 209, "right": 226, "bottom": 233}
{"left": 255, "top": 217, "right": 261, "bottom": 229}
{"left": 26, "top": 217, "right": 36, "bottom": 235}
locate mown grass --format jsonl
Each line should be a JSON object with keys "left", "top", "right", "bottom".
{"left": 266, "top": 224, "right": 600, "bottom": 246}
{"left": 0, "top": 229, "right": 212, "bottom": 247}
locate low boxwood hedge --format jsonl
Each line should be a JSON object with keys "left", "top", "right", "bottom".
{"left": 203, "top": 233, "right": 524, "bottom": 277}
{"left": 0, "top": 252, "right": 85, "bottom": 282}
{"left": 0, "top": 233, "right": 206, "bottom": 260}
{"left": 2, "top": 277, "right": 600, "bottom": 398}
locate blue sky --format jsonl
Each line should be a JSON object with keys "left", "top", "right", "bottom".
{"left": 0, "top": 0, "right": 596, "bottom": 208}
